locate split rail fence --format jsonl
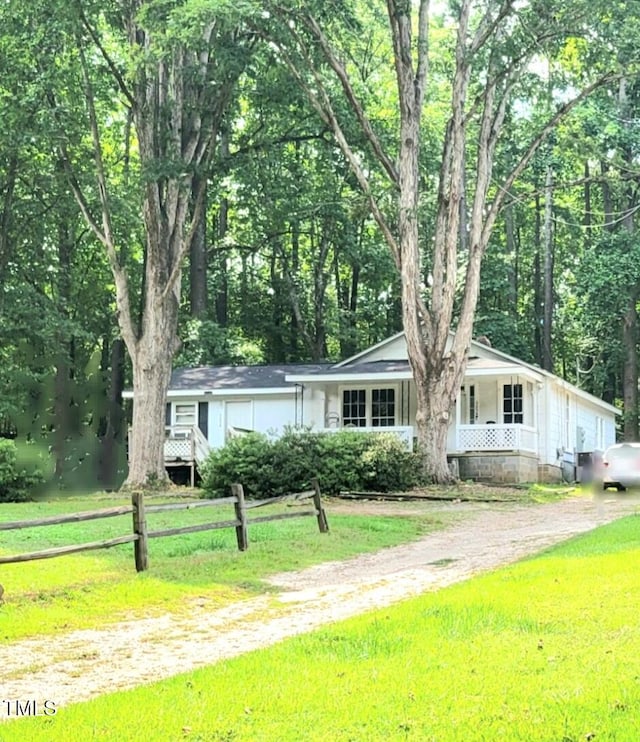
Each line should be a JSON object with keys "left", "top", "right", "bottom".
{"left": 0, "top": 479, "right": 329, "bottom": 572}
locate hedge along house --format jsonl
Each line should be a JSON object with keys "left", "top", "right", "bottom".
{"left": 124, "top": 333, "right": 618, "bottom": 485}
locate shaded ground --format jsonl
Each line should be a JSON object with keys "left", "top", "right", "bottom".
{"left": 0, "top": 493, "right": 637, "bottom": 717}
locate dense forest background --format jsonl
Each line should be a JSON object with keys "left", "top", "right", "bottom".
{"left": 1, "top": 1, "right": 639, "bottom": 488}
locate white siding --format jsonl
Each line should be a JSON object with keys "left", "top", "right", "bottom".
{"left": 543, "top": 383, "right": 617, "bottom": 464}
{"left": 343, "top": 335, "right": 408, "bottom": 364}
{"left": 575, "top": 399, "right": 616, "bottom": 453}
{"left": 169, "top": 392, "right": 325, "bottom": 449}
{"left": 541, "top": 384, "right": 561, "bottom": 466}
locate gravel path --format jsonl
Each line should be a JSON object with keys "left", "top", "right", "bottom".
{"left": 1, "top": 495, "right": 636, "bottom": 715}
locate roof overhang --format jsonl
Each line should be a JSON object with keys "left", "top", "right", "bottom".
{"left": 122, "top": 387, "right": 298, "bottom": 400}
{"left": 285, "top": 371, "right": 414, "bottom": 384}
{"left": 464, "top": 362, "right": 543, "bottom": 383}
{"left": 287, "top": 363, "right": 543, "bottom": 385}
{"left": 551, "top": 378, "right": 620, "bottom": 416}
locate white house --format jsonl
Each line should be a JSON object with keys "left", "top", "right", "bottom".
{"left": 125, "top": 332, "right": 618, "bottom": 484}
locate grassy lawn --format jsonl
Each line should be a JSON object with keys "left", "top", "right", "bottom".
{"left": 0, "top": 493, "right": 446, "bottom": 642}
{"left": 3, "top": 514, "right": 638, "bottom": 741}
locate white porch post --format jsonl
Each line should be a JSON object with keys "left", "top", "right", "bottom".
{"left": 455, "top": 391, "right": 461, "bottom": 450}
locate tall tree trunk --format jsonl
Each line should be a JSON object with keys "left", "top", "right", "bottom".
{"left": 542, "top": 164, "right": 554, "bottom": 371}
{"left": 601, "top": 161, "right": 614, "bottom": 228}
{"left": 622, "top": 294, "right": 638, "bottom": 440}
{"left": 289, "top": 218, "right": 301, "bottom": 357}
{"left": 52, "top": 220, "right": 74, "bottom": 480}
{"left": 126, "top": 278, "right": 180, "bottom": 485}
{"left": 214, "top": 132, "right": 230, "bottom": 328}
{"left": 504, "top": 202, "right": 518, "bottom": 311}
{"left": 533, "top": 194, "right": 543, "bottom": 366}
{"left": 98, "top": 337, "right": 125, "bottom": 488}
{"left": 214, "top": 199, "right": 229, "bottom": 327}
{"left": 63, "top": 10, "right": 245, "bottom": 487}
{"left": 619, "top": 77, "right": 638, "bottom": 440}
{"left": 334, "top": 223, "right": 361, "bottom": 359}
{"left": 0, "top": 153, "right": 18, "bottom": 283}
{"left": 583, "top": 161, "right": 591, "bottom": 234}
{"left": 273, "top": 0, "right": 610, "bottom": 482}
{"left": 189, "top": 174, "right": 208, "bottom": 318}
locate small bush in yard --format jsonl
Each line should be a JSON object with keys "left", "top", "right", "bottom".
{"left": 199, "top": 432, "right": 275, "bottom": 499}
{"left": 200, "top": 429, "right": 420, "bottom": 499}
{"left": 361, "top": 434, "right": 419, "bottom": 492}
{"left": 0, "top": 439, "right": 44, "bottom": 502}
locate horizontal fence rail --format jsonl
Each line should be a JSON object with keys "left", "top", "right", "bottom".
{"left": 0, "top": 505, "right": 137, "bottom": 565}
{"left": 0, "top": 479, "right": 329, "bottom": 572}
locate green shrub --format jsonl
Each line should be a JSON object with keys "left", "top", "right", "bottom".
{"left": 361, "top": 433, "right": 420, "bottom": 492}
{"left": 0, "top": 438, "right": 44, "bottom": 502}
{"left": 199, "top": 432, "right": 275, "bottom": 498}
{"left": 200, "top": 429, "right": 420, "bottom": 499}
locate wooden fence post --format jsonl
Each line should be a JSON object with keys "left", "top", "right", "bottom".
{"left": 312, "top": 478, "right": 329, "bottom": 533}
{"left": 132, "top": 491, "right": 149, "bottom": 572}
{"left": 231, "top": 483, "right": 248, "bottom": 551}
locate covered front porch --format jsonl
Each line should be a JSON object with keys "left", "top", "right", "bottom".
{"left": 455, "top": 423, "right": 538, "bottom": 453}
{"left": 449, "top": 358, "right": 543, "bottom": 456}
{"left": 286, "top": 356, "right": 543, "bottom": 460}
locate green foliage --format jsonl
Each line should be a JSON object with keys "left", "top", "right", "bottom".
{"left": 360, "top": 434, "right": 418, "bottom": 493}
{"left": 200, "top": 432, "right": 276, "bottom": 498}
{"left": 0, "top": 439, "right": 44, "bottom": 502}
{"left": 200, "top": 428, "right": 420, "bottom": 498}
{"left": 175, "top": 319, "right": 265, "bottom": 366}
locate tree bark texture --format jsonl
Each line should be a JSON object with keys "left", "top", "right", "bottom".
{"left": 66, "top": 8, "right": 244, "bottom": 486}
{"left": 189, "top": 174, "right": 208, "bottom": 319}
{"left": 542, "top": 164, "right": 554, "bottom": 372}
{"left": 98, "top": 338, "right": 126, "bottom": 488}
{"left": 273, "top": 0, "right": 613, "bottom": 482}
{"left": 618, "top": 75, "right": 638, "bottom": 440}
{"left": 622, "top": 294, "right": 638, "bottom": 440}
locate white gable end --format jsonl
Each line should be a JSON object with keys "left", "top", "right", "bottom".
{"left": 339, "top": 331, "right": 516, "bottom": 368}
{"left": 337, "top": 331, "right": 408, "bottom": 365}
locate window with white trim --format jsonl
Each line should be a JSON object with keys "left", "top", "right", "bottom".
{"left": 503, "top": 384, "right": 523, "bottom": 424}
{"left": 174, "top": 402, "right": 197, "bottom": 427}
{"left": 342, "top": 390, "right": 367, "bottom": 427}
{"left": 342, "top": 388, "right": 396, "bottom": 427}
{"left": 372, "top": 388, "right": 395, "bottom": 427}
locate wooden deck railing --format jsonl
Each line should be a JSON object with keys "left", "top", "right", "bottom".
{"left": 0, "top": 479, "right": 329, "bottom": 573}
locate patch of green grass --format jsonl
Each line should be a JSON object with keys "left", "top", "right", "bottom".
{"left": 0, "top": 495, "right": 442, "bottom": 641}
{"left": 5, "top": 515, "right": 639, "bottom": 741}
{"left": 526, "top": 482, "right": 579, "bottom": 503}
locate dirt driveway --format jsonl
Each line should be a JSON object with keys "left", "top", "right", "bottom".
{"left": 1, "top": 494, "right": 637, "bottom": 715}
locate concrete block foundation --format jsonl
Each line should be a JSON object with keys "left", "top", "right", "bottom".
{"left": 451, "top": 452, "right": 540, "bottom": 484}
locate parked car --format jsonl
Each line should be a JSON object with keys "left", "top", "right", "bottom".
{"left": 599, "top": 443, "right": 640, "bottom": 491}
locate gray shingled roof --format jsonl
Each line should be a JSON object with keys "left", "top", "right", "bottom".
{"left": 289, "top": 360, "right": 411, "bottom": 375}
{"left": 169, "top": 364, "right": 333, "bottom": 391}
{"left": 168, "top": 356, "right": 530, "bottom": 391}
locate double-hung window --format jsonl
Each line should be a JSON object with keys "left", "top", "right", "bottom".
{"left": 342, "top": 390, "right": 367, "bottom": 427}
{"left": 342, "top": 388, "right": 396, "bottom": 427}
{"left": 503, "top": 384, "right": 523, "bottom": 424}
{"left": 371, "top": 388, "right": 395, "bottom": 427}
{"left": 174, "top": 403, "right": 197, "bottom": 428}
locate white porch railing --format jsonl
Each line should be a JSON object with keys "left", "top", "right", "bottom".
{"left": 325, "top": 425, "right": 414, "bottom": 451}
{"left": 456, "top": 424, "right": 537, "bottom": 453}
{"left": 164, "top": 426, "right": 211, "bottom": 464}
